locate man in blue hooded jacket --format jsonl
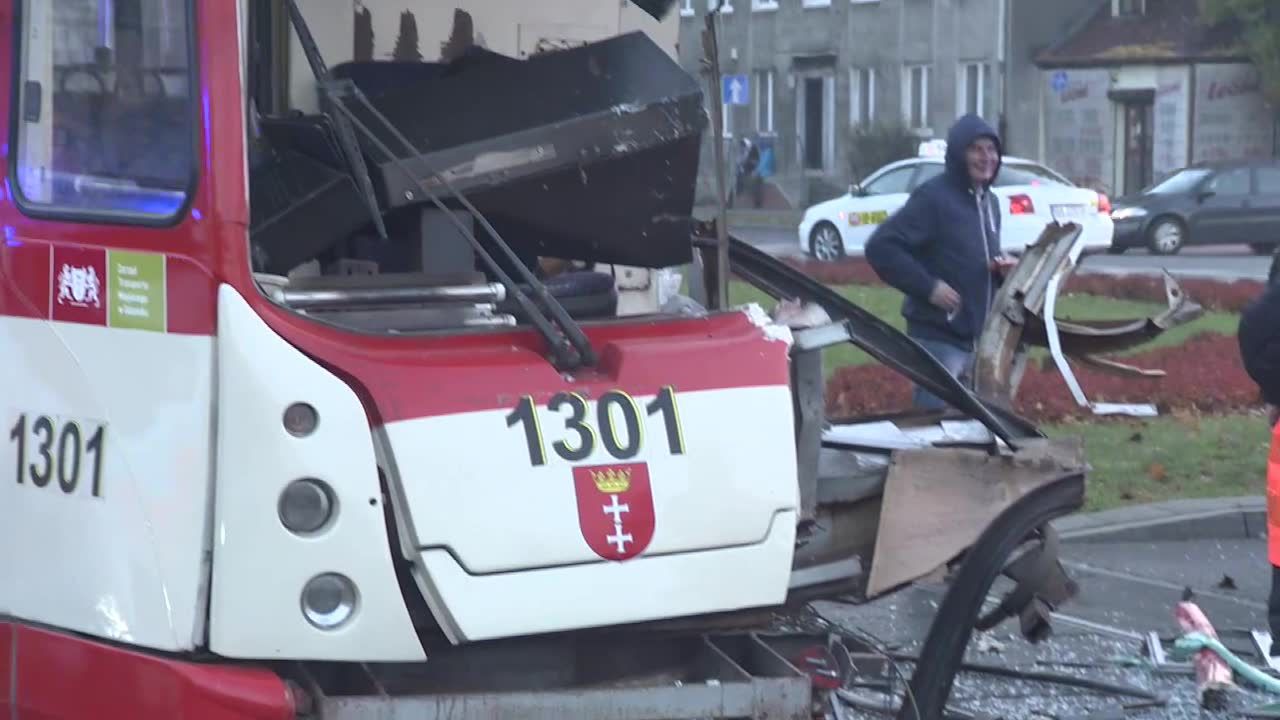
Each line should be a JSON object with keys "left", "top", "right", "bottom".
{"left": 865, "top": 114, "right": 1014, "bottom": 409}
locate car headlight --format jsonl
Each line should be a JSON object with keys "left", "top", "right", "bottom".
{"left": 1110, "top": 206, "right": 1148, "bottom": 221}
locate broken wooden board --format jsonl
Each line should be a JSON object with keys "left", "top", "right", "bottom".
{"left": 865, "top": 436, "right": 1087, "bottom": 599}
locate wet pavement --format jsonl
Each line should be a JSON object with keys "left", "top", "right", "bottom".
{"left": 814, "top": 537, "right": 1279, "bottom": 719}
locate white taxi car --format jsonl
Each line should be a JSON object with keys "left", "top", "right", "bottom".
{"left": 798, "top": 142, "right": 1115, "bottom": 261}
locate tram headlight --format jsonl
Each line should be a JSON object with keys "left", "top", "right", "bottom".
{"left": 301, "top": 573, "right": 358, "bottom": 630}
{"left": 278, "top": 478, "right": 335, "bottom": 535}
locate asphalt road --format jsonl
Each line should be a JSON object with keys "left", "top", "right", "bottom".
{"left": 815, "top": 537, "right": 1276, "bottom": 719}
{"left": 733, "top": 225, "right": 1273, "bottom": 282}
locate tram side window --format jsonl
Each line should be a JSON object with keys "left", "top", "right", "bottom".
{"left": 13, "top": 0, "right": 194, "bottom": 222}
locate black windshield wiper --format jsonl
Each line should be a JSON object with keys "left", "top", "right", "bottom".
{"left": 283, "top": 0, "right": 387, "bottom": 242}
{"left": 284, "top": 1, "right": 595, "bottom": 370}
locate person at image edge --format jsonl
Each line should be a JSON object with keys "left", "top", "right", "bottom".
{"left": 1239, "top": 259, "right": 1280, "bottom": 653}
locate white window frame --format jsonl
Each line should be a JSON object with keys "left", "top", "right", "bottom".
{"left": 957, "top": 61, "right": 989, "bottom": 117}
{"left": 902, "top": 64, "right": 931, "bottom": 133}
{"left": 850, "top": 0, "right": 880, "bottom": 4}
{"left": 681, "top": 0, "right": 695, "bottom": 17}
{"left": 752, "top": 0, "right": 779, "bottom": 11}
{"left": 755, "top": 69, "right": 775, "bottom": 134}
{"left": 850, "top": 66, "right": 875, "bottom": 126}
{"left": 708, "top": 0, "right": 733, "bottom": 13}
{"left": 802, "top": 0, "right": 832, "bottom": 8}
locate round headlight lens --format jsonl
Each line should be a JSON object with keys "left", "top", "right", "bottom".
{"left": 279, "top": 479, "right": 335, "bottom": 535}
{"left": 301, "top": 573, "right": 358, "bottom": 630}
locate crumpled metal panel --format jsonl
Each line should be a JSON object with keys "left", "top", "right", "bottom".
{"left": 865, "top": 436, "right": 1086, "bottom": 599}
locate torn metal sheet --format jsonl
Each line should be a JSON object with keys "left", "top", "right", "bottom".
{"left": 973, "top": 222, "right": 1083, "bottom": 405}
{"left": 972, "top": 222, "right": 1200, "bottom": 417}
{"left": 1041, "top": 267, "right": 1159, "bottom": 417}
{"left": 1075, "top": 354, "right": 1167, "bottom": 379}
{"left": 822, "top": 420, "right": 995, "bottom": 452}
{"left": 865, "top": 436, "right": 1086, "bottom": 598}
{"left": 1251, "top": 630, "right": 1280, "bottom": 674}
{"left": 1022, "top": 272, "right": 1204, "bottom": 356}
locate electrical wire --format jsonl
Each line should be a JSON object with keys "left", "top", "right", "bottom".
{"left": 821, "top": 616, "right": 923, "bottom": 720}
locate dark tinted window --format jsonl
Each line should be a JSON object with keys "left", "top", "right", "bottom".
{"left": 863, "top": 166, "right": 915, "bottom": 195}
{"left": 1146, "top": 168, "right": 1212, "bottom": 194}
{"left": 1257, "top": 167, "right": 1280, "bottom": 195}
{"left": 1207, "top": 167, "right": 1251, "bottom": 195}
{"left": 911, "top": 162, "right": 945, "bottom": 189}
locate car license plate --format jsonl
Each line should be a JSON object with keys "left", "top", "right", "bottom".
{"left": 1050, "top": 204, "right": 1088, "bottom": 222}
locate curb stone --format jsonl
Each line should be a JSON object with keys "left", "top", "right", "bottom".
{"left": 1055, "top": 496, "right": 1266, "bottom": 544}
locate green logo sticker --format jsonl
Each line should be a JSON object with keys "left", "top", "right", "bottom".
{"left": 107, "top": 250, "right": 166, "bottom": 333}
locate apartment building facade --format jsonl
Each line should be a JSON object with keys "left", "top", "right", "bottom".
{"left": 676, "top": 0, "right": 1098, "bottom": 206}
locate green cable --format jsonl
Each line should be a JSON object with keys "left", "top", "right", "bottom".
{"left": 1172, "top": 632, "right": 1280, "bottom": 695}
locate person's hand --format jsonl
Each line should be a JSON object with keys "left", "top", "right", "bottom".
{"left": 930, "top": 281, "right": 962, "bottom": 313}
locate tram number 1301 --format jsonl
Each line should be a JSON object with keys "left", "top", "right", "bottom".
{"left": 506, "top": 387, "right": 686, "bottom": 467}
{"left": 8, "top": 413, "right": 106, "bottom": 499}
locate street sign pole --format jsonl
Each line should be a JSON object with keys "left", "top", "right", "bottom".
{"left": 702, "top": 5, "right": 729, "bottom": 312}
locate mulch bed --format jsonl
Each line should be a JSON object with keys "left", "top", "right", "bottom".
{"left": 783, "top": 257, "right": 1266, "bottom": 313}
{"left": 825, "top": 331, "right": 1262, "bottom": 424}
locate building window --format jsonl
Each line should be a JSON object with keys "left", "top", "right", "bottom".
{"left": 1113, "top": 0, "right": 1145, "bottom": 16}
{"left": 903, "top": 64, "right": 930, "bottom": 131}
{"left": 681, "top": 0, "right": 694, "bottom": 16}
{"left": 958, "top": 61, "right": 991, "bottom": 117}
{"left": 850, "top": 67, "right": 875, "bottom": 126}
{"left": 752, "top": 0, "right": 779, "bottom": 11}
{"left": 802, "top": 0, "right": 832, "bottom": 8}
{"left": 708, "top": 0, "right": 732, "bottom": 13}
{"left": 755, "top": 70, "right": 775, "bottom": 134}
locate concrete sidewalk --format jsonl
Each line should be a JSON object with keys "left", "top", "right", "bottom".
{"left": 1056, "top": 496, "right": 1265, "bottom": 544}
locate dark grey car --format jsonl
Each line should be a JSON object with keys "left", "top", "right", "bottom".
{"left": 1108, "top": 159, "right": 1280, "bottom": 255}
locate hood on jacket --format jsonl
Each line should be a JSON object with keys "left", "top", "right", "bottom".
{"left": 944, "top": 114, "right": 1003, "bottom": 189}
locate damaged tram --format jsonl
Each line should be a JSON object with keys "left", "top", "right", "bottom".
{"left": 0, "top": 1, "right": 1202, "bottom": 718}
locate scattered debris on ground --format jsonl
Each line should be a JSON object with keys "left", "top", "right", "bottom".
{"left": 782, "top": 572, "right": 1280, "bottom": 720}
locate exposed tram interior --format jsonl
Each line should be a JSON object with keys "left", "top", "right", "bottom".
{"left": 241, "top": 1, "right": 707, "bottom": 338}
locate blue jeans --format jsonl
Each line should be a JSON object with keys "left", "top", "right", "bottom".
{"left": 911, "top": 336, "right": 975, "bottom": 411}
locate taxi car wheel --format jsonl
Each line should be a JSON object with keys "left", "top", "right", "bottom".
{"left": 1146, "top": 217, "right": 1186, "bottom": 256}
{"left": 809, "top": 222, "right": 844, "bottom": 262}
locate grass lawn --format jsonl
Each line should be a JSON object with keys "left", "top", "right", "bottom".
{"left": 725, "top": 280, "right": 1239, "bottom": 376}
{"left": 1047, "top": 413, "right": 1271, "bottom": 512}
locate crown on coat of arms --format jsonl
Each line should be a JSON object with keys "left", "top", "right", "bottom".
{"left": 592, "top": 468, "right": 632, "bottom": 493}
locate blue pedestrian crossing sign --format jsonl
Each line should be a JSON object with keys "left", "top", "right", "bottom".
{"left": 722, "top": 74, "right": 749, "bottom": 106}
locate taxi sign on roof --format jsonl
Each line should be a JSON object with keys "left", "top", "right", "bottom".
{"left": 918, "top": 139, "right": 947, "bottom": 158}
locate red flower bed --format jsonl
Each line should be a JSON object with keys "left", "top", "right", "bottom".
{"left": 780, "top": 257, "right": 1266, "bottom": 313}
{"left": 825, "top": 332, "right": 1261, "bottom": 424}
{"left": 782, "top": 257, "right": 884, "bottom": 286}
